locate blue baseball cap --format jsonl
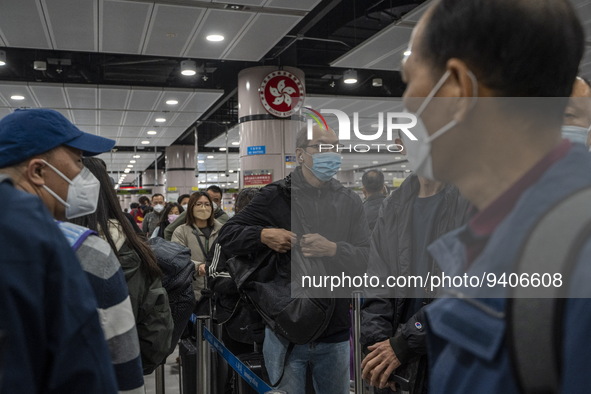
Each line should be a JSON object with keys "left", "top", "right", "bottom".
{"left": 0, "top": 108, "right": 115, "bottom": 167}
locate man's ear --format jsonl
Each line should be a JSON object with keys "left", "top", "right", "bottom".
{"left": 445, "top": 58, "right": 478, "bottom": 122}
{"left": 25, "top": 158, "right": 47, "bottom": 187}
{"left": 295, "top": 147, "right": 303, "bottom": 163}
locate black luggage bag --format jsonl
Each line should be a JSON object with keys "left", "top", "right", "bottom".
{"left": 179, "top": 337, "right": 197, "bottom": 394}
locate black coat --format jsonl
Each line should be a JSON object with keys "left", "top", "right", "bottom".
{"left": 360, "top": 175, "right": 469, "bottom": 392}
{"left": 217, "top": 167, "right": 370, "bottom": 342}
{"left": 363, "top": 194, "right": 387, "bottom": 231}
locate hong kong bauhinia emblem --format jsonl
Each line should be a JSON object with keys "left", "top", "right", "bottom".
{"left": 259, "top": 70, "right": 305, "bottom": 118}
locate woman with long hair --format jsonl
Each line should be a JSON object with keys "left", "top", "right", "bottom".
{"left": 71, "top": 158, "right": 174, "bottom": 374}
{"left": 171, "top": 191, "right": 223, "bottom": 301}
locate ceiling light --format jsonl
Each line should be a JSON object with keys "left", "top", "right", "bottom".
{"left": 395, "top": 156, "right": 401, "bottom": 160}
{"left": 10, "top": 95, "right": 25, "bottom": 101}
{"left": 229, "top": 170, "right": 234, "bottom": 173}
{"left": 155, "top": 117, "right": 166, "bottom": 123}
{"left": 401, "top": 165, "right": 406, "bottom": 168}
{"left": 234, "top": 180, "right": 238, "bottom": 183}
{"left": 0, "top": 50, "right": 6, "bottom": 66}
{"left": 382, "top": 168, "right": 387, "bottom": 171}
{"left": 405, "top": 170, "right": 411, "bottom": 173}
{"left": 198, "top": 160, "right": 204, "bottom": 163}
{"left": 207, "top": 155, "right": 214, "bottom": 159}
{"left": 141, "top": 140, "right": 150, "bottom": 145}
{"left": 343, "top": 69, "right": 358, "bottom": 84}
{"left": 206, "top": 34, "right": 224, "bottom": 42}
{"left": 353, "top": 164, "right": 359, "bottom": 168}
{"left": 219, "top": 147, "right": 227, "bottom": 151}
{"left": 147, "top": 130, "right": 157, "bottom": 135}
{"left": 231, "top": 141, "right": 240, "bottom": 146}
{"left": 133, "top": 155, "right": 141, "bottom": 158}
{"left": 166, "top": 99, "right": 178, "bottom": 105}
{"left": 372, "top": 78, "right": 383, "bottom": 87}
{"left": 127, "top": 165, "right": 133, "bottom": 168}
{"left": 124, "top": 169, "right": 131, "bottom": 173}
{"left": 130, "top": 160, "right": 136, "bottom": 164}
{"left": 372, "top": 161, "right": 379, "bottom": 164}
{"left": 180, "top": 60, "right": 197, "bottom": 76}
{"left": 33, "top": 60, "right": 46, "bottom": 71}
{"left": 404, "top": 50, "right": 412, "bottom": 57}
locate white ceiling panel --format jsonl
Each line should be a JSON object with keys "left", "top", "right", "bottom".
{"left": 97, "top": 125, "right": 120, "bottom": 137}
{"left": 0, "top": 0, "right": 51, "bottom": 49}
{"left": 224, "top": 13, "right": 301, "bottom": 61}
{"left": 123, "top": 112, "right": 151, "bottom": 127}
{"left": 155, "top": 91, "right": 195, "bottom": 112}
{"left": 170, "top": 112, "right": 199, "bottom": 128}
{"left": 65, "top": 86, "right": 98, "bottom": 108}
{"left": 184, "top": 9, "right": 256, "bottom": 59}
{"left": 99, "top": 87, "right": 130, "bottom": 110}
{"left": 100, "top": 0, "right": 153, "bottom": 54}
{"left": 29, "top": 84, "right": 68, "bottom": 108}
{"left": 0, "top": 108, "right": 12, "bottom": 118}
{"left": 264, "top": 0, "right": 322, "bottom": 11}
{"left": 0, "top": 84, "right": 38, "bottom": 108}
{"left": 99, "top": 110, "right": 125, "bottom": 126}
{"left": 44, "top": 0, "right": 97, "bottom": 51}
{"left": 331, "top": 25, "right": 413, "bottom": 71}
{"left": 71, "top": 109, "right": 98, "bottom": 125}
{"left": 181, "top": 90, "right": 224, "bottom": 113}
{"left": 143, "top": 4, "right": 206, "bottom": 57}
{"left": 128, "top": 89, "right": 162, "bottom": 111}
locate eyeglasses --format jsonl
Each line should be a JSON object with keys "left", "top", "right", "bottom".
{"left": 305, "top": 144, "right": 345, "bottom": 153}
{"left": 195, "top": 202, "right": 211, "bottom": 208}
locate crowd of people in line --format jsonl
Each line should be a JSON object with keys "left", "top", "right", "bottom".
{"left": 2, "top": 0, "right": 591, "bottom": 393}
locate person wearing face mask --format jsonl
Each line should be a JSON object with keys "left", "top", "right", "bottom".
{"left": 153, "top": 202, "right": 184, "bottom": 239}
{"left": 400, "top": 1, "right": 591, "bottom": 393}
{"left": 562, "top": 77, "right": 591, "bottom": 147}
{"left": 71, "top": 158, "right": 174, "bottom": 375}
{"left": 142, "top": 193, "right": 166, "bottom": 236}
{"left": 360, "top": 134, "right": 469, "bottom": 393}
{"left": 178, "top": 194, "right": 190, "bottom": 211}
{"left": 171, "top": 192, "right": 223, "bottom": 301}
{"left": 163, "top": 186, "right": 230, "bottom": 241}
{"left": 217, "top": 124, "right": 369, "bottom": 394}
{"left": 0, "top": 108, "right": 145, "bottom": 393}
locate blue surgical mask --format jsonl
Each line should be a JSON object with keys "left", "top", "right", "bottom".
{"left": 302, "top": 151, "right": 342, "bottom": 182}
{"left": 561, "top": 125, "right": 589, "bottom": 146}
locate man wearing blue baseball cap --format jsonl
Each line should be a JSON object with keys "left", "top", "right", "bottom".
{"left": 0, "top": 109, "right": 145, "bottom": 393}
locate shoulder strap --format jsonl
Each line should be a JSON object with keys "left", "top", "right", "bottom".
{"left": 57, "top": 221, "right": 97, "bottom": 251}
{"left": 509, "top": 186, "right": 591, "bottom": 393}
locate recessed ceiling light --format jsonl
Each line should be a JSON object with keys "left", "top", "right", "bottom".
{"left": 372, "top": 161, "right": 379, "bottom": 164}
{"left": 155, "top": 117, "right": 166, "bottom": 123}
{"left": 147, "top": 130, "right": 157, "bottom": 135}
{"left": 124, "top": 169, "right": 131, "bottom": 173}
{"left": 10, "top": 95, "right": 24, "bottom": 101}
{"left": 166, "top": 99, "right": 178, "bottom": 105}
{"left": 353, "top": 164, "right": 359, "bottom": 168}
{"left": 207, "top": 155, "right": 214, "bottom": 159}
{"left": 127, "top": 165, "right": 133, "bottom": 168}
{"left": 395, "top": 156, "right": 401, "bottom": 160}
{"left": 234, "top": 180, "right": 238, "bottom": 183}
{"left": 401, "top": 165, "right": 406, "bottom": 168}
{"left": 198, "top": 160, "right": 204, "bottom": 164}
{"left": 405, "top": 170, "right": 411, "bottom": 172}
{"left": 231, "top": 141, "right": 240, "bottom": 146}
{"left": 219, "top": 147, "right": 227, "bottom": 151}
{"left": 206, "top": 34, "right": 225, "bottom": 42}
{"left": 133, "top": 155, "right": 141, "bottom": 158}
{"left": 382, "top": 168, "right": 387, "bottom": 171}
{"left": 180, "top": 60, "right": 197, "bottom": 76}
{"left": 130, "top": 160, "right": 136, "bottom": 163}
{"left": 141, "top": 140, "right": 150, "bottom": 145}
{"left": 404, "top": 50, "right": 412, "bottom": 57}
{"left": 229, "top": 170, "right": 234, "bottom": 173}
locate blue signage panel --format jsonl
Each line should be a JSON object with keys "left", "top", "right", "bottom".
{"left": 247, "top": 145, "right": 266, "bottom": 155}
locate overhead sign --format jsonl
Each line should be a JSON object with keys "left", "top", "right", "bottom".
{"left": 259, "top": 70, "right": 305, "bottom": 118}
{"left": 247, "top": 145, "right": 266, "bottom": 155}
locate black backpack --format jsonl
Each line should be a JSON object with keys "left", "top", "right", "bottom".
{"left": 147, "top": 237, "right": 196, "bottom": 354}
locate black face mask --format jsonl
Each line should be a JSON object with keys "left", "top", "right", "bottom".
{"left": 140, "top": 205, "right": 149, "bottom": 212}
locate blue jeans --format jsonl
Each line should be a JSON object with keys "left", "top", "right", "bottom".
{"left": 263, "top": 327, "right": 350, "bottom": 394}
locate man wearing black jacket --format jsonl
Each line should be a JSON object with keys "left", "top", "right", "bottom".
{"left": 217, "top": 124, "right": 369, "bottom": 394}
{"left": 360, "top": 172, "right": 469, "bottom": 393}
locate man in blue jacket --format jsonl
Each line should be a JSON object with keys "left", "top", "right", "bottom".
{"left": 0, "top": 175, "right": 117, "bottom": 393}
{"left": 399, "top": 0, "right": 591, "bottom": 392}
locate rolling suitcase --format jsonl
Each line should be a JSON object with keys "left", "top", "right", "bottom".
{"left": 233, "top": 352, "right": 268, "bottom": 394}
{"left": 179, "top": 337, "right": 197, "bottom": 394}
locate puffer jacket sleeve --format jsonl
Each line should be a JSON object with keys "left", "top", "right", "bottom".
{"left": 119, "top": 243, "right": 174, "bottom": 375}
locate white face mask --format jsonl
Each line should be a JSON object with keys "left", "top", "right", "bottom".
{"left": 561, "top": 125, "right": 590, "bottom": 146}
{"left": 153, "top": 203, "right": 164, "bottom": 213}
{"left": 212, "top": 202, "right": 219, "bottom": 211}
{"left": 182, "top": 204, "right": 188, "bottom": 211}
{"left": 402, "top": 70, "right": 478, "bottom": 180}
{"left": 41, "top": 160, "right": 100, "bottom": 219}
